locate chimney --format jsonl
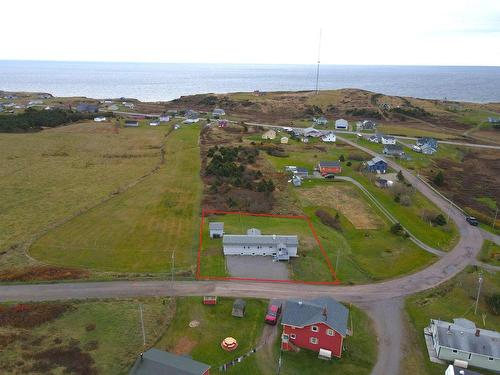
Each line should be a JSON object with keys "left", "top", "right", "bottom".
{"left": 298, "top": 301, "right": 303, "bottom": 306}
{"left": 322, "top": 306, "right": 328, "bottom": 320}
{"left": 475, "top": 329, "right": 480, "bottom": 337}
{"left": 447, "top": 325, "right": 451, "bottom": 334}
{"left": 140, "top": 352, "right": 143, "bottom": 361}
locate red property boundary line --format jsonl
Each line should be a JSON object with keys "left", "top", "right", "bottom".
{"left": 196, "top": 209, "right": 341, "bottom": 285}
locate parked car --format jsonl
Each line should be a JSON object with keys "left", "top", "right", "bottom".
{"left": 264, "top": 302, "right": 282, "bottom": 325}
{"left": 466, "top": 216, "right": 479, "bottom": 226}
{"left": 323, "top": 174, "right": 336, "bottom": 179}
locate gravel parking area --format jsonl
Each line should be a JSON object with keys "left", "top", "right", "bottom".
{"left": 225, "top": 255, "right": 289, "bottom": 280}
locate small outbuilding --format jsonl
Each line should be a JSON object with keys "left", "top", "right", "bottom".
{"left": 203, "top": 296, "right": 217, "bottom": 305}
{"left": 125, "top": 120, "right": 139, "bottom": 127}
{"left": 262, "top": 129, "right": 276, "bottom": 140}
{"left": 335, "top": 119, "right": 349, "bottom": 130}
{"left": 209, "top": 222, "right": 224, "bottom": 239}
{"left": 232, "top": 299, "right": 246, "bottom": 317}
{"left": 280, "top": 136, "right": 289, "bottom": 144}
{"left": 129, "top": 348, "right": 210, "bottom": 375}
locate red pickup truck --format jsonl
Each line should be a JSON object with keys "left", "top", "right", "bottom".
{"left": 265, "top": 303, "right": 282, "bottom": 325}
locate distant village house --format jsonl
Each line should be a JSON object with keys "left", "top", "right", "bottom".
{"left": 334, "top": 119, "right": 349, "bottom": 130}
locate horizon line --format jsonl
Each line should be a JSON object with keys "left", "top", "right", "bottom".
{"left": 1, "top": 58, "right": 499, "bottom": 68}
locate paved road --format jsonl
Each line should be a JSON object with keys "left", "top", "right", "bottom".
{"left": 0, "top": 123, "right": 491, "bottom": 375}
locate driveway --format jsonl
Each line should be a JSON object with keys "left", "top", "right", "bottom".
{"left": 225, "top": 255, "right": 289, "bottom": 280}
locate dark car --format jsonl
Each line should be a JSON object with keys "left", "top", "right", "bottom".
{"left": 323, "top": 174, "right": 336, "bottom": 179}
{"left": 264, "top": 302, "right": 282, "bottom": 325}
{"left": 466, "top": 216, "right": 479, "bottom": 226}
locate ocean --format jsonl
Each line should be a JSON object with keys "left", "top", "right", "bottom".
{"left": 0, "top": 60, "right": 499, "bottom": 103}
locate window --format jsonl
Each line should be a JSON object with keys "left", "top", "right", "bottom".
{"left": 327, "top": 329, "right": 335, "bottom": 336}
{"left": 290, "top": 334, "right": 296, "bottom": 339}
{"left": 310, "top": 337, "right": 318, "bottom": 345}
{"left": 311, "top": 326, "right": 319, "bottom": 332}
{"left": 452, "top": 350, "right": 458, "bottom": 353}
{"left": 489, "top": 357, "right": 494, "bottom": 361}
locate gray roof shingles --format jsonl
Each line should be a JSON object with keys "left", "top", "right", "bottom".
{"left": 223, "top": 234, "right": 298, "bottom": 246}
{"left": 281, "top": 297, "right": 349, "bottom": 336}
{"left": 129, "top": 348, "right": 210, "bottom": 375}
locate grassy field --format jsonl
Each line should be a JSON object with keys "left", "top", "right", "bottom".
{"left": 404, "top": 267, "right": 500, "bottom": 375}
{"left": 199, "top": 213, "right": 337, "bottom": 282}
{"left": 261, "top": 139, "right": 458, "bottom": 251}
{"left": 0, "top": 121, "right": 169, "bottom": 270}
{"left": 479, "top": 240, "right": 500, "bottom": 266}
{"left": 155, "top": 297, "right": 267, "bottom": 374}
{"left": 0, "top": 298, "right": 174, "bottom": 375}
{"left": 30, "top": 124, "right": 202, "bottom": 274}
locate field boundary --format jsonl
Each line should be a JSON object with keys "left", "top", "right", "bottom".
{"left": 196, "top": 209, "right": 340, "bottom": 285}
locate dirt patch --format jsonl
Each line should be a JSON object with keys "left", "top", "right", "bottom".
{"left": 172, "top": 336, "right": 197, "bottom": 355}
{"left": 29, "top": 344, "right": 97, "bottom": 375}
{"left": 0, "top": 266, "right": 89, "bottom": 282}
{"left": 299, "top": 185, "right": 383, "bottom": 229}
{"left": 0, "top": 303, "right": 72, "bottom": 328}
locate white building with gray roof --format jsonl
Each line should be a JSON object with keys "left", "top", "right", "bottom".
{"left": 222, "top": 228, "right": 298, "bottom": 261}
{"left": 427, "top": 318, "right": 500, "bottom": 372}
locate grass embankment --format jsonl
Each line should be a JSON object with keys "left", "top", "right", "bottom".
{"left": 263, "top": 139, "right": 458, "bottom": 251}
{"left": 0, "top": 298, "right": 174, "bottom": 374}
{"left": 479, "top": 241, "right": 500, "bottom": 266}
{"left": 156, "top": 297, "right": 267, "bottom": 374}
{"left": 199, "top": 213, "right": 337, "bottom": 282}
{"left": 405, "top": 267, "right": 500, "bottom": 375}
{"left": 30, "top": 124, "right": 202, "bottom": 274}
{"left": 0, "top": 121, "right": 166, "bottom": 270}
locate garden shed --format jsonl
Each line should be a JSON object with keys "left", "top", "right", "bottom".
{"left": 232, "top": 299, "right": 246, "bottom": 317}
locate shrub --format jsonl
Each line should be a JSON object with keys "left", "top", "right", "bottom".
{"left": 316, "top": 210, "right": 342, "bottom": 232}
{"left": 390, "top": 223, "right": 408, "bottom": 238}
{"left": 346, "top": 161, "right": 352, "bottom": 166}
{"left": 339, "top": 154, "right": 345, "bottom": 162}
{"left": 486, "top": 294, "right": 500, "bottom": 315}
{"left": 432, "top": 214, "right": 447, "bottom": 226}
{"left": 397, "top": 170, "right": 405, "bottom": 182}
{"left": 433, "top": 170, "right": 444, "bottom": 186}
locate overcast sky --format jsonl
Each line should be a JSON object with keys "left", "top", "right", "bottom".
{"left": 2, "top": 0, "right": 499, "bottom": 65}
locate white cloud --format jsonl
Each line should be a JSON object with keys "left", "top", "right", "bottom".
{"left": 1, "top": 0, "right": 499, "bottom": 65}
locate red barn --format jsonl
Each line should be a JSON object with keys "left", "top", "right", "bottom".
{"left": 280, "top": 297, "right": 349, "bottom": 359}
{"left": 318, "top": 161, "right": 342, "bottom": 175}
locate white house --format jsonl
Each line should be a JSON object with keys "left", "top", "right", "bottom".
{"left": 303, "top": 127, "right": 322, "bottom": 138}
{"left": 321, "top": 132, "right": 336, "bottom": 143}
{"left": 335, "top": 119, "right": 349, "bottom": 130}
{"left": 213, "top": 108, "right": 225, "bottom": 117}
{"left": 159, "top": 114, "right": 170, "bottom": 122}
{"left": 262, "top": 129, "right": 277, "bottom": 140}
{"left": 426, "top": 318, "right": 500, "bottom": 372}
{"left": 381, "top": 135, "right": 396, "bottom": 145}
{"left": 223, "top": 228, "right": 298, "bottom": 261}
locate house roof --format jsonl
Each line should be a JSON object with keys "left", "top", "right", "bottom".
{"left": 209, "top": 222, "right": 224, "bottom": 231}
{"left": 296, "top": 167, "right": 308, "bottom": 173}
{"left": 129, "top": 348, "right": 210, "bottom": 375}
{"left": 446, "top": 365, "right": 483, "bottom": 375}
{"left": 76, "top": 103, "right": 97, "bottom": 112}
{"left": 384, "top": 144, "right": 403, "bottom": 152}
{"left": 432, "top": 318, "right": 500, "bottom": 358}
{"left": 223, "top": 233, "right": 298, "bottom": 246}
{"left": 367, "top": 156, "right": 387, "bottom": 166}
{"left": 233, "top": 299, "right": 246, "bottom": 308}
{"left": 318, "top": 161, "right": 341, "bottom": 168}
{"left": 282, "top": 297, "right": 349, "bottom": 336}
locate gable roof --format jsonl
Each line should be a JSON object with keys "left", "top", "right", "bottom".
{"left": 384, "top": 144, "right": 403, "bottom": 151}
{"left": 367, "top": 156, "right": 387, "bottom": 166}
{"left": 129, "top": 348, "right": 210, "bottom": 375}
{"left": 318, "top": 161, "right": 341, "bottom": 168}
{"left": 209, "top": 222, "right": 224, "bottom": 231}
{"left": 223, "top": 234, "right": 298, "bottom": 246}
{"left": 282, "top": 297, "right": 349, "bottom": 336}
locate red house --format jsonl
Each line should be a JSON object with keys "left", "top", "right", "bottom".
{"left": 317, "top": 161, "right": 342, "bottom": 175}
{"left": 280, "top": 297, "right": 349, "bottom": 359}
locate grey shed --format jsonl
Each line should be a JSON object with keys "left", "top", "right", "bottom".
{"left": 232, "top": 299, "right": 246, "bottom": 317}
{"left": 129, "top": 348, "right": 210, "bottom": 375}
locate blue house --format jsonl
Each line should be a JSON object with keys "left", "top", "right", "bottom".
{"left": 366, "top": 156, "right": 388, "bottom": 173}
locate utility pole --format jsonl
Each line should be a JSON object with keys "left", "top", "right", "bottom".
{"left": 474, "top": 273, "right": 484, "bottom": 315}
{"left": 492, "top": 207, "right": 498, "bottom": 230}
{"left": 171, "top": 251, "right": 175, "bottom": 284}
{"left": 336, "top": 249, "right": 340, "bottom": 275}
{"left": 315, "top": 28, "right": 322, "bottom": 94}
{"left": 139, "top": 304, "right": 146, "bottom": 347}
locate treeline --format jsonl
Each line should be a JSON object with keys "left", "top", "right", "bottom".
{"left": 206, "top": 145, "right": 275, "bottom": 193}
{"left": 0, "top": 108, "right": 100, "bottom": 133}
{"left": 345, "top": 108, "right": 382, "bottom": 119}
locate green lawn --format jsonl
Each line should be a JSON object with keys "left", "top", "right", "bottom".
{"left": 405, "top": 267, "right": 500, "bottom": 375}
{"left": 0, "top": 298, "right": 174, "bottom": 375}
{"left": 155, "top": 297, "right": 267, "bottom": 374}
{"left": 262, "top": 140, "right": 458, "bottom": 251}
{"left": 199, "top": 213, "right": 337, "bottom": 282}
{"left": 0, "top": 121, "right": 166, "bottom": 270}
{"left": 30, "top": 125, "right": 202, "bottom": 274}
{"left": 479, "top": 240, "right": 500, "bottom": 266}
